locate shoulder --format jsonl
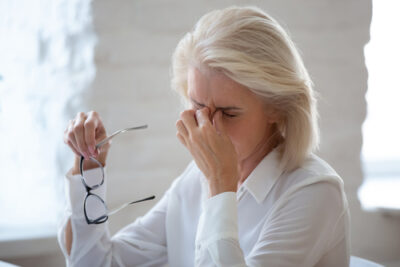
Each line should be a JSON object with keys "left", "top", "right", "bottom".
{"left": 272, "top": 153, "right": 348, "bottom": 217}
{"left": 282, "top": 153, "right": 344, "bottom": 192}
{"left": 299, "top": 153, "right": 339, "bottom": 178}
{"left": 261, "top": 155, "right": 350, "bottom": 263}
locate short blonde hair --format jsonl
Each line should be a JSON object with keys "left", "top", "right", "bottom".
{"left": 171, "top": 6, "right": 319, "bottom": 172}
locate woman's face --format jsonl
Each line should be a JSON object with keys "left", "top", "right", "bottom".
{"left": 187, "top": 66, "right": 278, "bottom": 163}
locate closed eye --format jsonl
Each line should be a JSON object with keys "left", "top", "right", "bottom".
{"left": 189, "top": 97, "right": 242, "bottom": 118}
{"left": 193, "top": 104, "right": 203, "bottom": 110}
{"left": 190, "top": 99, "right": 204, "bottom": 110}
{"left": 222, "top": 111, "right": 238, "bottom": 118}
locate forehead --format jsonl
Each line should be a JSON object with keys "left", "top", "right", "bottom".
{"left": 187, "top": 67, "right": 254, "bottom": 105}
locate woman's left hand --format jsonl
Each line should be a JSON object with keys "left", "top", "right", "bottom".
{"left": 176, "top": 107, "right": 239, "bottom": 197}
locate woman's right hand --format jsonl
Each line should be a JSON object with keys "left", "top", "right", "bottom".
{"left": 64, "top": 111, "right": 110, "bottom": 175}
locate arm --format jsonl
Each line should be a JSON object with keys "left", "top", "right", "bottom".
{"left": 62, "top": 111, "right": 110, "bottom": 257}
{"left": 65, "top": 155, "right": 103, "bottom": 256}
{"left": 65, "top": 219, "right": 72, "bottom": 255}
{"left": 57, "top": 167, "right": 169, "bottom": 266}
{"left": 60, "top": 110, "right": 170, "bottom": 266}
{"left": 194, "top": 181, "right": 348, "bottom": 267}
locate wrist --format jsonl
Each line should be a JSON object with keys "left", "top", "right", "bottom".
{"left": 208, "top": 182, "right": 237, "bottom": 197}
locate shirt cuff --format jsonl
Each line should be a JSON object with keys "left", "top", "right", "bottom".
{"left": 196, "top": 192, "right": 238, "bottom": 247}
{"left": 65, "top": 168, "right": 107, "bottom": 220}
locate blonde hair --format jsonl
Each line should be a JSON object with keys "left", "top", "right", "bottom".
{"left": 171, "top": 6, "right": 319, "bottom": 172}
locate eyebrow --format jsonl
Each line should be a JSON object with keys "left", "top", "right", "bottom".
{"left": 190, "top": 98, "right": 243, "bottom": 111}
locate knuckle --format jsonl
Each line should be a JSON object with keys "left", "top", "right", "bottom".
{"left": 73, "top": 123, "right": 84, "bottom": 132}
{"left": 67, "top": 140, "right": 74, "bottom": 148}
{"left": 88, "top": 110, "right": 99, "bottom": 118}
{"left": 67, "top": 131, "right": 75, "bottom": 140}
{"left": 181, "top": 109, "right": 194, "bottom": 117}
{"left": 179, "top": 111, "right": 187, "bottom": 118}
{"left": 198, "top": 108, "right": 206, "bottom": 115}
{"left": 84, "top": 120, "right": 94, "bottom": 128}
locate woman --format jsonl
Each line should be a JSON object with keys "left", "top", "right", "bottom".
{"left": 58, "top": 6, "right": 350, "bottom": 267}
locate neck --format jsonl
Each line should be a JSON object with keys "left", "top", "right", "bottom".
{"left": 237, "top": 132, "right": 280, "bottom": 188}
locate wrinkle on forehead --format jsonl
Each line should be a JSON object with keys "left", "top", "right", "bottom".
{"left": 188, "top": 66, "right": 256, "bottom": 109}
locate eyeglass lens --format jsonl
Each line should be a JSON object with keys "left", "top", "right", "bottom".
{"left": 85, "top": 193, "right": 107, "bottom": 222}
{"left": 81, "top": 157, "right": 104, "bottom": 189}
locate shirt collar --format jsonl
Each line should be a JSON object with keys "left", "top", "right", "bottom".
{"left": 241, "top": 146, "right": 284, "bottom": 204}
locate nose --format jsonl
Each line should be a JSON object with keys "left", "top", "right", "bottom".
{"left": 199, "top": 107, "right": 216, "bottom": 122}
{"left": 202, "top": 107, "right": 219, "bottom": 123}
{"left": 209, "top": 109, "right": 218, "bottom": 122}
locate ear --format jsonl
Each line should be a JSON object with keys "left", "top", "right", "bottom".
{"left": 264, "top": 107, "right": 281, "bottom": 124}
{"left": 268, "top": 114, "right": 280, "bottom": 124}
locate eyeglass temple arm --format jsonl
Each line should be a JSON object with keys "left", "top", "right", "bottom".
{"left": 108, "top": 195, "right": 155, "bottom": 216}
{"left": 95, "top": 124, "right": 148, "bottom": 149}
{"left": 128, "top": 195, "right": 155, "bottom": 204}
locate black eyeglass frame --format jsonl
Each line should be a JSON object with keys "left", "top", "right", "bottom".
{"left": 80, "top": 156, "right": 109, "bottom": 224}
{"left": 78, "top": 124, "right": 154, "bottom": 225}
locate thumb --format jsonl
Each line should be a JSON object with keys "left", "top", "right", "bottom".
{"left": 213, "top": 111, "right": 226, "bottom": 136}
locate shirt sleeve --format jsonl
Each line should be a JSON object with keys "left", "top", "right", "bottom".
{"left": 194, "top": 181, "right": 348, "bottom": 267}
{"left": 57, "top": 168, "right": 169, "bottom": 267}
{"left": 195, "top": 192, "right": 247, "bottom": 267}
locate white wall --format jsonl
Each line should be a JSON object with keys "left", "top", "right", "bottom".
{"left": 5, "top": 0, "right": 400, "bottom": 266}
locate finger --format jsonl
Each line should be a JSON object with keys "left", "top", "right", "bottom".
{"left": 176, "top": 132, "right": 187, "bottom": 147}
{"left": 176, "top": 119, "right": 189, "bottom": 137}
{"left": 213, "top": 111, "right": 226, "bottom": 136}
{"left": 196, "top": 108, "right": 218, "bottom": 147}
{"left": 64, "top": 120, "right": 79, "bottom": 153}
{"left": 67, "top": 140, "right": 80, "bottom": 156}
{"left": 95, "top": 119, "right": 106, "bottom": 140}
{"left": 84, "top": 116, "right": 98, "bottom": 156}
{"left": 196, "top": 108, "right": 212, "bottom": 128}
{"left": 64, "top": 119, "right": 72, "bottom": 135}
{"left": 63, "top": 119, "right": 73, "bottom": 144}
{"left": 74, "top": 112, "right": 89, "bottom": 159}
{"left": 180, "top": 109, "right": 198, "bottom": 132}
{"left": 88, "top": 111, "right": 106, "bottom": 140}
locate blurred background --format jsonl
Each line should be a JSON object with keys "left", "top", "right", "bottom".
{"left": 0, "top": 0, "right": 399, "bottom": 266}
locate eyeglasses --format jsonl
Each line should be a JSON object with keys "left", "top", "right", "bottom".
{"left": 79, "top": 125, "right": 155, "bottom": 224}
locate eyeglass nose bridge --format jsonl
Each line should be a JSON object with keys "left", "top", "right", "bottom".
{"left": 79, "top": 156, "right": 105, "bottom": 190}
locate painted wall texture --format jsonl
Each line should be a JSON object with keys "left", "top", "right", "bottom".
{"left": 3, "top": 0, "right": 400, "bottom": 266}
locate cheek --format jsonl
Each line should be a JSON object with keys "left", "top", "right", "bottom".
{"left": 223, "top": 116, "right": 270, "bottom": 158}
{"left": 223, "top": 121, "right": 253, "bottom": 154}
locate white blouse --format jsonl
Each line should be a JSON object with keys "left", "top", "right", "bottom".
{"left": 57, "top": 148, "right": 350, "bottom": 267}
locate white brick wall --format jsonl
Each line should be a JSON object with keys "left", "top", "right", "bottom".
{"left": 4, "top": 0, "right": 400, "bottom": 266}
